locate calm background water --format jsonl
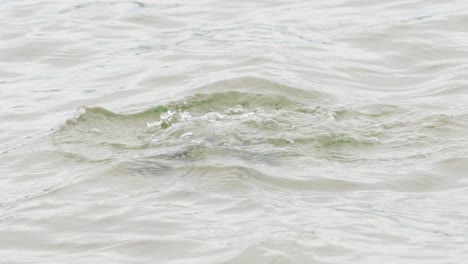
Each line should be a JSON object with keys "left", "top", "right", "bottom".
{"left": 1, "top": 0, "right": 468, "bottom": 263}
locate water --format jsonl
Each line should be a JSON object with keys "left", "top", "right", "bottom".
{"left": 1, "top": 0, "right": 468, "bottom": 263}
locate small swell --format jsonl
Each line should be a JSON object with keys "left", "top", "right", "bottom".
{"left": 52, "top": 87, "right": 468, "bottom": 187}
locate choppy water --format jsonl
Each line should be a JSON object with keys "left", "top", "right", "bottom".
{"left": 1, "top": 0, "right": 468, "bottom": 263}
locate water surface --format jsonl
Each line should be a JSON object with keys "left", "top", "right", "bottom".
{"left": 1, "top": 0, "right": 468, "bottom": 263}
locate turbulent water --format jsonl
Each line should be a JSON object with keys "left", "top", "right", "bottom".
{"left": 1, "top": 0, "right": 468, "bottom": 263}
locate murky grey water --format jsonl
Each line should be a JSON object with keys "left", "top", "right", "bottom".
{"left": 1, "top": 0, "right": 468, "bottom": 263}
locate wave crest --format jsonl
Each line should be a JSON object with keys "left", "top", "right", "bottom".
{"left": 52, "top": 91, "right": 465, "bottom": 176}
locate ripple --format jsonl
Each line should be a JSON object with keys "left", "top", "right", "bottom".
{"left": 3, "top": 0, "right": 468, "bottom": 262}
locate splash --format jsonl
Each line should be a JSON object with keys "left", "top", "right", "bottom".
{"left": 51, "top": 90, "right": 464, "bottom": 172}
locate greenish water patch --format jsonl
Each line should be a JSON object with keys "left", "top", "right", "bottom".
{"left": 52, "top": 91, "right": 466, "bottom": 177}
